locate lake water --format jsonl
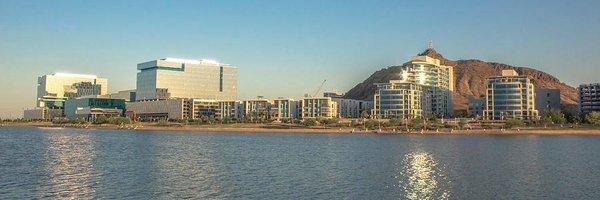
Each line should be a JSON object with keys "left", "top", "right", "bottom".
{"left": 1, "top": 127, "right": 599, "bottom": 199}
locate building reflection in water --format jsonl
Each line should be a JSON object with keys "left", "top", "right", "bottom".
{"left": 39, "top": 130, "right": 97, "bottom": 199}
{"left": 399, "top": 151, "right": 450, "bottom": 200}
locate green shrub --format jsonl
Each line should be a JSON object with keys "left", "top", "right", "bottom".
{"left": 585, "top": 112, "right": 600, "bottom": 125}
{"left": 504, "top": 118, "right": 523, "bottom": 128}
{"left": 302, "top": 118, "right": 318, "bottom": 126}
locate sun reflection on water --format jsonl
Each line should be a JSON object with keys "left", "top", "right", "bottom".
{"left": 399, "top": 151, "right": 450, "bottom": 200}
{"left": 39, "top": 130, "right": 97, "bottom": 199}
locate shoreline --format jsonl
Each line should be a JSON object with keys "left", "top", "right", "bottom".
{"left": 3, "top": 122, "right": 600, "bottom": 135}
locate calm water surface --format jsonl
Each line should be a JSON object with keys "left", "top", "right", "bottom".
{"left": 1, "top": 127, "right": 599, "bottom": 199}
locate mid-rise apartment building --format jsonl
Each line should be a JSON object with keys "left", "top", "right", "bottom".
{"left": 217, "top": 100, "right": 243, "bottom": 119}
{"left": 535, "top": 88, "right": 561, "bottom": 115}
{"left": 300, "top": 97, "right": 338, "bottom": 119}
{"left": 579, "top": 83, "right": 600, "bottom": 114}
{"left": 270, "top": 98, "right": 299, "bottom": 121}
{"left": 483, "top": 70, "right": 538, "bottom": 120}
{"left": 242, "top": 98, "right": 271, "bottom": 121}
{"left": 136, "top": 58, "right": 237, "bottom": 101}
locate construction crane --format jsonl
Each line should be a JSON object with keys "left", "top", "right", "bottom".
{"left": 312, "top": 79, "right": 327, "bottom": 97}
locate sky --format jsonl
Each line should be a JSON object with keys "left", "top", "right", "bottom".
{"left": 1, "top": 0, "right": 599, "bottom": 118}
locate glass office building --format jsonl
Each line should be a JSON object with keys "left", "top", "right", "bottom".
{"left": 373, "top": 55, "right": 454, "bottom": 118}
{"left": 136, "top": 58, "right": 237, "bottom": 101}
{"left": 483, "top": 70, "right": 538, "bottom": 120}
{"left": 36, "top": 73, "right": 108, "bottom": 109}
{"left": 64, "top": 97, "right": 125, "bottom": 120}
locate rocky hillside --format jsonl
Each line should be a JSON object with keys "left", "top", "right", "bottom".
{"left": 343, "top": 48, "right": 579, "bottom": 111}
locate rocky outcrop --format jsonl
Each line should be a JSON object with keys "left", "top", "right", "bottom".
{"left": 343, "top": 48, "right": 578, "bottom": 111}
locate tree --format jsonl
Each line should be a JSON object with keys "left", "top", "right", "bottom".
{"left": 302, "top": 118, "right": 318, "bottom": 126}
{"left": 360, "top": 111, "right": 370, "bottom": 119}
{"left": 541, "top": 109, "right": 566, "bottom": 125}
{"left": 458, "top": 118, "right": 468, "bottom": 129}
{"left": 410, "top": 118, "right": 424, "bottom": 130}
{"left": 93, "top": 115, "right": 108, "bottom": 124}
{"left": 365, "top": 119, "right": 379, "bottom": 129}
{"left": 388, "top": 118, "right": 399, "bottom": 127}
{"left": 585, "top": 112, "right": 600, "bottom": 126}
{"left": 504, "top": 118, "right": 523, "bottom": 128}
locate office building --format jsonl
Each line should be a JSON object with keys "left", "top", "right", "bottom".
{"left": 126, "top": 98, "right": 218, "bottom": 120}
{"left": 535, "top": 88, "right": 561, "bottom": 115}
{"left": 270, "top": 98, "right": 299, "bottom": 121}
{"left": 64, "top": 97, "right": 125, "bottom": 120}
{"left": 136, "top": 58, "right": 237, "bottom": 101}
{"left": 300, "top": 97, "right": 338, "bottom": 119}
{"left": 37, "top": 73, "right": 108, "bottom": 109}
{"left": 373, "top": 55, "right": 453, "bottom": 118}
{"left": 483, "top": 70, "right": 538, "bottom": 120}
{"left": 23, "top": 108, "right": 63, "bottom": 120}
{"left": 579, "top": 83, "right": 600, "bottom": 114}
{"left": 108, "top": 90, "right": 137, "bottom": 102}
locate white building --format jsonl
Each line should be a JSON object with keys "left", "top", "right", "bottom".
{"left": 37, "top": 73, "right": 108, "bottom": 108}
{"left": 484, "top": 70, "right": 538, "bottom": 120}
{"left": 300, "top": 97, "right": 338, "bottom": 119}
{"left": 136, "top": 58, "right": 237, "bottom": 101}
{"left": 373, "top": 55, "right": 453, "bottom": 118}
{"left": 270, "top": 98, "right": 299, "bottom": 121}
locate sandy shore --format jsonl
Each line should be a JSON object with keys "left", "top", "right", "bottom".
{"left": 3, "top": 122, "right": 600, "bottom": 135}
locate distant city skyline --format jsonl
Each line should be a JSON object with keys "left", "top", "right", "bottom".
{"left": 1, "top": 0, "right": 600, "bottom": 118}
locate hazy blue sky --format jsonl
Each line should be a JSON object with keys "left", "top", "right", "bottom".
{"left": 1, "top": 0, "right": 599, "bottom": 118}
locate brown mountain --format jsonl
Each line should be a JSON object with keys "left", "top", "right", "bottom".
{"left": 343, "top": 48, "right": 579, "bottom": 111}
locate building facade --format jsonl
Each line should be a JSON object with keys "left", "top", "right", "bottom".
{"left": 328, "top": 97, "right": 372, "bottom": 118}
{"left": 136, "top": 58, "right": 237, "bottom": 101}
{"left": 579, "top": 83, "right": 600, "bottom": 114}
{"left": 373, "top": 55, "right": 453, "bottom": 119}
{"left": 270, "top": 98, "right": 299, "bottom": 121}
{"left": 300, "top": 97, "right": 338, "bottom": 119}
{"left": 483, "top": 70, "right": 538, "bottom": 120}
{"left": 535, "top": 88, "right": 561, "bottom": 115}
{"left": 108, "top": 90, "right": 137, "bottom": 102}
{"left": 37, "top": 73, "right": 108, "bottom": 109}
{"left": 467, "top": 95, "right": 485, "bottom": 118}
{"left": 217, "top": 101, "right": 243, "bottom": 119}
{"left": 23, "top": 108, "right": 63, "bottom": 120}
{"left": 242, "top": 98, "right": 271, "bottom": 121}
{"left": 126, "top": 98, "right": 218, "bottom": 120}
{"left": 64, "top": 97, "right": 125, "bottom": 120}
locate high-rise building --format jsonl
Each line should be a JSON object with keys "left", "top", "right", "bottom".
{"left": 136, "top": 58, "right": 237, "bottom": 101}
{"left": 373, "top": 55, "right": 453, "bottom": 118}
{"left": 483, "top": 70, "right": 538, "bottom": 120}
{"left": 535, "top": 88, "right": 561, "bottom": 115}
{"left": 37, "top": 73, "right": 108, "bottom": 109}
{"left": 300, "top": 97, "right": 338, "bottom": 119}
{"left": 579, "top": 83, "right": 600, "bottom": 114}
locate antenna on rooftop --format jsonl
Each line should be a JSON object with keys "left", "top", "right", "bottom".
{"left": 428, "top": 40, "right": 433, "bottom": 49}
